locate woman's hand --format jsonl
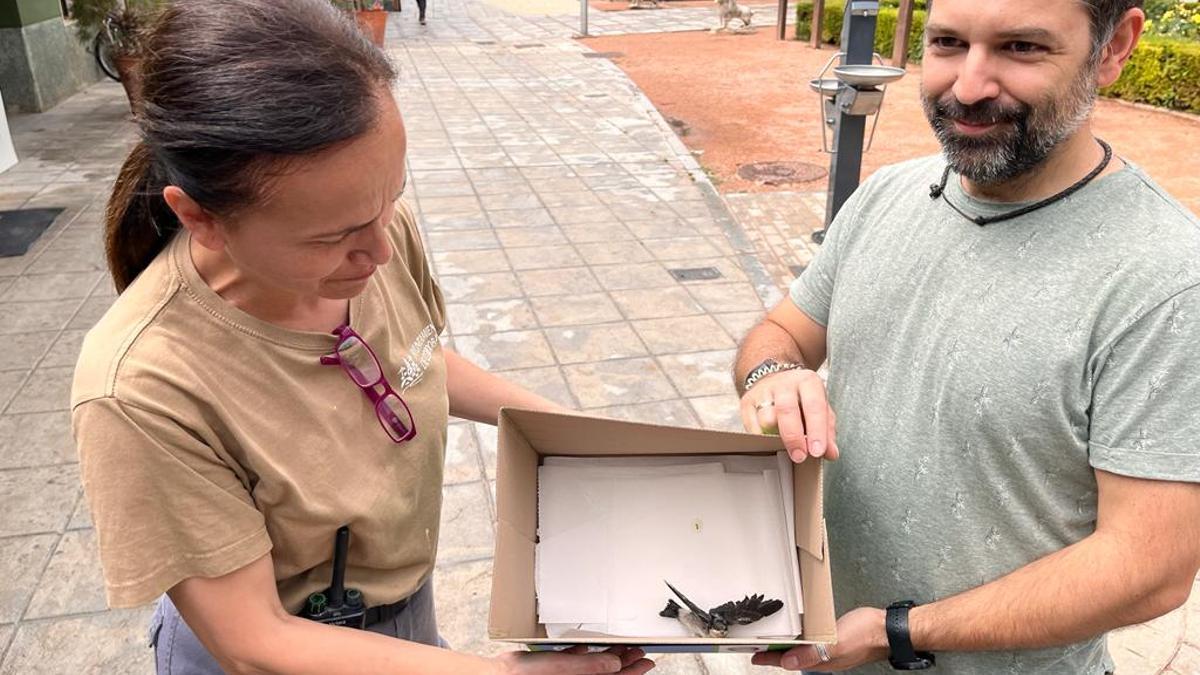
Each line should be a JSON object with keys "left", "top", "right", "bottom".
{"left": 739, "top": 368, "right": 839, "bottom": 463}
{"left": 492, "top": 646, "right": 654, "bottom": 675}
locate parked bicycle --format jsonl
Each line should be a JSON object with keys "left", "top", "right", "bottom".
{"left": 89, "top": 7, "right": 145, "bottom": 82}
{"left": 93, "top": 12, "right": 122, "bottom": 81}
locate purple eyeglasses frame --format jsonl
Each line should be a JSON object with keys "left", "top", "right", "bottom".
{"left": 320, "top": 324, "right": 417, "bottom": 444}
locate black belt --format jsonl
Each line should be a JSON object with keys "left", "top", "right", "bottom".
{"left": 364, "top": 595, "right": 411, "bottom": 627}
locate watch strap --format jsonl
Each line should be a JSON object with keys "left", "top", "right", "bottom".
{"left": 886, "top": 601, "right": 935, "bottom": 670}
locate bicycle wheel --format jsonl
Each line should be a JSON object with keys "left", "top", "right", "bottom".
{"left": 94, "top": 33, "right": 121, "bottom": 82}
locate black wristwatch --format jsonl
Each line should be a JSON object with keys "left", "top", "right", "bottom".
{"left": 885, "top": 601, "right": 935, "bottom": 670}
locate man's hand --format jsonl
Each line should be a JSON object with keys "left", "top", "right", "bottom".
{"left": 733, "top": 297, "right": 833, "bottom": 462}
{"left": 751, "top": 608, "right": 887, "bottom": 671}
{"left": 739, "top": 368, "right": 838, "bottom": 463}
{"left": 493, "top": 646, "right": 654, "bottom": 675}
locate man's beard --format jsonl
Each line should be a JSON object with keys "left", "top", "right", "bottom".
{"left": 921, "top": 69, "right": 1097, "bottom": 185}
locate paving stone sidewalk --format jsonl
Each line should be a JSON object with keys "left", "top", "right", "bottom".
{"left": 0, "top": 2, "right": 1195, "bottom": 673}
{"left": 414, "top": 0, "right": 784, "bottom": 41}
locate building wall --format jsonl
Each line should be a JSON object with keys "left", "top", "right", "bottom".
{"left": 0, "top": 0, "right": 64, "bottom": 28}
{"left": 0, "top": 0, "right": 101, "bottom": 113}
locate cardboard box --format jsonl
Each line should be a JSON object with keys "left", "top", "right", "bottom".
{"left": 488, "top": 408, "right": 835, "bottom": 653}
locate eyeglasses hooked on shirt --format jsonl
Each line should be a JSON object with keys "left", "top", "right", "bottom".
{"left": 321, "top": 324, "right": 417, "bottom": 444}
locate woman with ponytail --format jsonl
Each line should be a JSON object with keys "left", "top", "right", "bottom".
{"left": 71, "top": 1, "right": 652, "bottom": 673}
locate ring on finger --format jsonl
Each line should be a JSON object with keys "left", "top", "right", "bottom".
{"left": 814, "top": 644, "right": 831, "bottom": 662}
{"left": 754, "top": 400, "right": 774, "bottom": 411}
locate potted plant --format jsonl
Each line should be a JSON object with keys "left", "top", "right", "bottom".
{"left": 334, "top": 0, "right": 390, "bottom": 47}
{"left": 71, "top": 0, "right": 166, "bottom": 112}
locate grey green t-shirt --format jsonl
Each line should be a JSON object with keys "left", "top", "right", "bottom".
{"left": 790, "top": 155, "right": 1200, "bottom": 674}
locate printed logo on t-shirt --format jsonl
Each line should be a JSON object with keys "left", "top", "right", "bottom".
{"left": 397, "top": 324, "right": 438, "bottom": 392}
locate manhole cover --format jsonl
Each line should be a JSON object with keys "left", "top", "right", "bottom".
{"left": 736, "top": 161, "right": 827, "bottom": 186}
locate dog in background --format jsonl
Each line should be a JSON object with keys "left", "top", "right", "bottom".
{"left": 712, "top": 0, "right": 753, "bottom": 31}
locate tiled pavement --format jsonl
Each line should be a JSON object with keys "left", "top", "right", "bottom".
{"left": 0, "top": 86, "right": 153, "bottom": 674}
{"left": 723, "top": 191, "right": 825, "bottom": 290}
{"left": 0, "top": 3, "right": 1196, "bottom": 674}
{"left": 414, "top": 0, "right": 784, "bottom": 40}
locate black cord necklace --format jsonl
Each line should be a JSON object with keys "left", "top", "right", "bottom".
{"left": 929, "top": 139, "right": 1113, "bottom": 226}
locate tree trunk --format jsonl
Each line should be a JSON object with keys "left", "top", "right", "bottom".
{"left": 891, "top": 0, "right": 915, "bottom": 68}
{"left": 811, "top": 0, "right": 825, "bottom": 48}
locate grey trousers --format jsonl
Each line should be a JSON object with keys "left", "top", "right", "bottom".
{"left": 149, "top": 581, "right": 443, "bottom": 674}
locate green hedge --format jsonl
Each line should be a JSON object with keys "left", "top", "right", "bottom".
{"left": 794, "top": 1, "right": 926, "bottom": 64}
{"left": 875, "top": 5, "right": 926, "bottom": 63}
{"left": 794, "top": 0, "right": 842, "bottom": 45}
{"left": 1101, "top": 37, "right": 1200, "bottom": 113}
{"left": 1144, "top": 0, "right": 1181, "bottom": 23}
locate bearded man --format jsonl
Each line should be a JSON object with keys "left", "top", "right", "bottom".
{"left": 733, "top": 0, "right": 1200, "bottom": 672}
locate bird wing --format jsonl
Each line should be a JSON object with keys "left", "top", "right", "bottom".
{"left": 664, "top": 581, "right": 712, "bottom": 625}
{"left": 710, "top": 593, "right": 785, "bottom": 626}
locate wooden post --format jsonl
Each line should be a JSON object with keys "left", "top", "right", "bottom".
{"left": 891, "top": 0, "right": 915, "bottom": 67}
{"left": 777, "top": 0, "right": 788, "bottom": 40}
{"left": 810, "top": 0, "right": 825, "bottom": 48}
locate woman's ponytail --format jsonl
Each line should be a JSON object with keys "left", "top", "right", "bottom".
{"left": 104, "top": 142, "right": 177, "bottom": 293}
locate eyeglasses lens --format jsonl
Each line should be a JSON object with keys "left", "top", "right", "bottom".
{"left": 337, "top": 336, "right": 383, "bottom": 387}
{"left": 377, "top": 394, "right": 414, "bottom": 441}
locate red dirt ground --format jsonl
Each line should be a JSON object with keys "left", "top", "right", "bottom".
{"left": 581, "top": 29, "right": 1200, "bottom": 215}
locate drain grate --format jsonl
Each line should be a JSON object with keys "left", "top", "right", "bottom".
{"left": 473, "top": 40, "right": 496, "bottom": 45}
{"left": 582, "top": 51, "right": 624, "bottom": 59}
{"left": 669, "top": 266, "right": 722, "bottom": 282}
{"left": 514, "top": 42, "right": 545, "bottom": 49}
{"left": 736, "top": 161, "right": 827, "bottom": 186}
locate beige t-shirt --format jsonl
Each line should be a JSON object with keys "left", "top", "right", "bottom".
{"left": 72, "top": 202, "right": 448, "bottom": 611}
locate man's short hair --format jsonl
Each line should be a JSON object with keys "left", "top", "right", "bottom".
{"left": 1081, "top": 0, "right": 1144, "bottom": 61}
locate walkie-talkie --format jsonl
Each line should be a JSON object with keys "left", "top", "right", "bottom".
{"left": 300, "top": 526, "right": 367, "bottom": 629}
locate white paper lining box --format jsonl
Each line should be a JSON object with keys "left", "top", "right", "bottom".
{"left": 537, "top": 453, "right": 802, "bottom": 639}
{"left": 489, "top": 409, "right": 836, "bottom": 653}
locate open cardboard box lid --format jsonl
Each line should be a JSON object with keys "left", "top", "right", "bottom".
{"left": 488, "top": 408, "right": 836, "bottom": 652}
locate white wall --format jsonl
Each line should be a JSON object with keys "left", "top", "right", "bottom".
{"left": 0, "top": 87, "right": 18, "bottom": 173}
